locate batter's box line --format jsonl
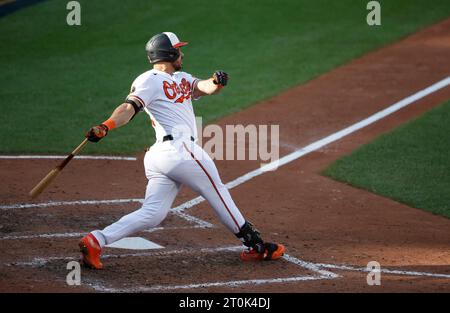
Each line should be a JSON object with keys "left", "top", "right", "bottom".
{"left": 0, "top": 198, "right": 201, "bottom": 216}
{"left": 0, "top": 196, "right": 203, "bottom": 212}
{"left": 0, "top": 199, "right": 214, "bottom": 240}
{"left": 315, "top": 263, "right": 450, "bottom": 279}
{"left": 6, "top": 245, "right": 248, "bottom": 267}
{"left": 0, "top": 198, "right": 214, "bottom": 230}
{"left": 0, "top": 198, "right": 145, "bottom": 210}
{"left": 0, "top": 225, "right": 213, "bottom": 241}
{"left": 86, "top": 275, "right": 329, "bottom": 293}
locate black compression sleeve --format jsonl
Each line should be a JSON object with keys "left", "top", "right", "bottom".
{"left": 125, "top": 99, "right": 143, "bottom": 120}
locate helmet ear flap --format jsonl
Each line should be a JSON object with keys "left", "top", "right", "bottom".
{"left": 168, "top": 47, "right": 180, "bottom": 62}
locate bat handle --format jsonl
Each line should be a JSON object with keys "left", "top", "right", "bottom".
{"left": 73, "top": 138, "right": 89, "bottom": 156}
{"left": 57, "top": 138, "right": 89, "bottom": 170}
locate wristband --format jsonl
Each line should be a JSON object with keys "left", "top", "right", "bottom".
{"left": 102, "top": 119, "right": 116, "bottom": 131}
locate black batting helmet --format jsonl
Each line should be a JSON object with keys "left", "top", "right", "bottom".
{"left": 145, "top": 32, "right": 188, "bottom": 64}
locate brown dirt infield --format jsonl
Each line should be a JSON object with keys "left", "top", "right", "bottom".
{"left": 1, "top": 18, "right": 450, "bottom": 293}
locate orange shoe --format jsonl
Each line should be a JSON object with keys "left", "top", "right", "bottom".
{"left": 79, "top": 233, "right": 103, "bottom": 269}
{"left": 240, "top": 243, "right": 285, "bottom": 262}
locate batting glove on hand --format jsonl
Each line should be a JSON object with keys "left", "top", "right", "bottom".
{"left": 212, "top": 71, "right": 228, "bottom": 86}
{"left": 86, "top": 124, "right": 109, "bottom": 143}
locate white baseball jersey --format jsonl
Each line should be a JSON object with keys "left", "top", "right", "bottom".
{"left": 126, "top": 69, "right": 200, "bottom": 141}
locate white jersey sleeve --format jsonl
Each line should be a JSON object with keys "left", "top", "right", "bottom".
{"left": 126, "top": 73, "right": 157, "bottom": 108}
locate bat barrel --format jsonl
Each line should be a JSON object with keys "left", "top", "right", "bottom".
{"left": 28, "top": 138, "right": 89, "bottom": 199}
{"left": 29, "top": 168, "right": 61, "bottom": 199}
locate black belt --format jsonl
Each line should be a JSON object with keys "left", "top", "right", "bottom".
{"left": 162, "top": 135, "right": 195, "bottom": 142}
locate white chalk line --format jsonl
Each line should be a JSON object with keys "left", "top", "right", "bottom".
{"left": 0, "top": 198, "right": 144, "bottom": 210}
{"left": 143, "top": 224, "right": 213, "bottom": 233}
{"left": 0, "top": 232, "right": 85, "bottom": 241}
{"left": 172, "top": 211, "right": 214, "bottom": 228}
{"left": 0, "top": 155, "right": 137, "bottom": 161}
{"left": 0, "top": 198, "right": 213, "bottom": 230}
{"left": 0, "top": 197, "right": 212, "bottom": 231}
{"left": 283, "top": 254, "right": 339, "bottom": 279}
{"left": 88, "top": 275, "right": 326, "bottom": 293}
{"left": 8, "top": 245, "right": 245, "bottom": 267}
{"left": 315, "top": 263, "right": 450, "bottom": 279}
{"left": 0, "top": 196, "right": 204, "bottom": 212}
{"left": 0, "top": 225, "right": 212, "bottom": 241}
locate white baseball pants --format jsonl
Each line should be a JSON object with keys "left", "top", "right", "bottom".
{"left": 91, "top": 137, "right": 246, "bottom": 247}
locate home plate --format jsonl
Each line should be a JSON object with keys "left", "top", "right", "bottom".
{"left": 106, "top": 237, "right": 164, "bottom": 250}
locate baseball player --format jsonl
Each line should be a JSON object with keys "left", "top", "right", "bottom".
{"left": 79, "top": 32, "right": 285, "bottom": 269}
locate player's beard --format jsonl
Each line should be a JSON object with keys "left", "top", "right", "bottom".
{"left": 172, "top": 60, "right": 182, "bottom": 71}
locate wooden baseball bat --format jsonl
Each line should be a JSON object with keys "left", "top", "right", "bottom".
{"left": 29, "top": 138, "right": 89, "bottom": 199}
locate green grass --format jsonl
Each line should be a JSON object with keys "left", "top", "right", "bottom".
{"left": 1, "top": 0, "right": 449, "bottom": 154}
{"left": 323, "top": 100, "right": 450, "bottom": 218}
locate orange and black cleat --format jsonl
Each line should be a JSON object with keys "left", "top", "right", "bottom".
{"left": 240, "top": 243, "right": 285, "bottom": 262}
{"left": 79, "top": 233, "right": 103, "bottom": 269}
